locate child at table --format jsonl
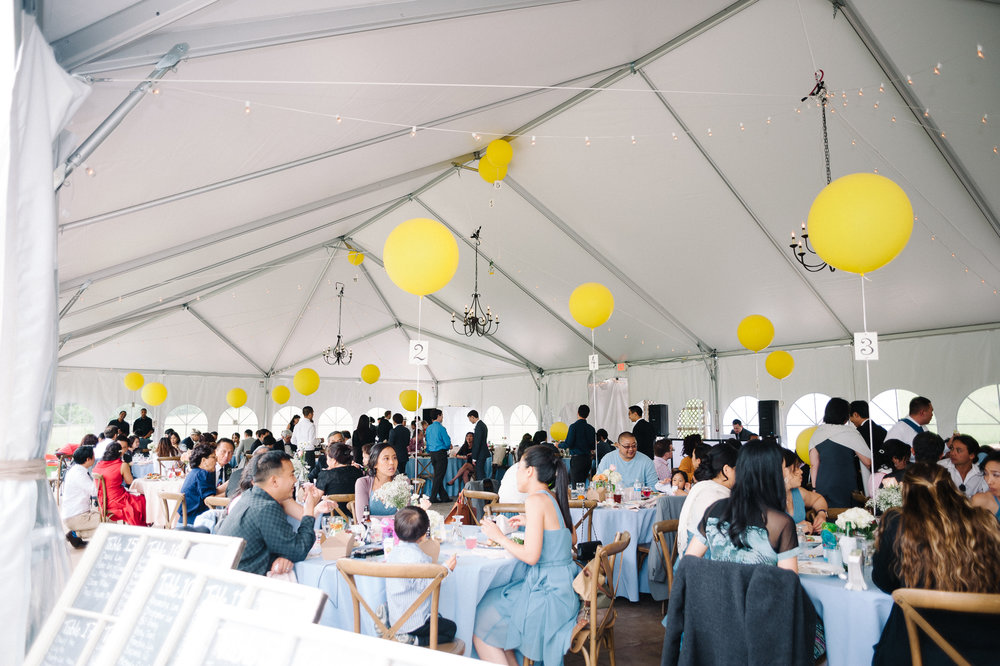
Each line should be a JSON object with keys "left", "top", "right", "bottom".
{"left": 385, "top": 506, "right": 458, "bottom": 646}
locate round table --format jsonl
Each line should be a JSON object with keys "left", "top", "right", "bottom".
{"left": 570, "top": 503, "right": 657, "bottom": 602}
{"left": 128, "top": 477, "right": 184, "bottom": 527}
{"left": 405, "top": 456, "right": 493, "bottom": 497}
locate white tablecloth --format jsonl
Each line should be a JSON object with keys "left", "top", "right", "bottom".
{"left": 570, "top": 504, "right": 657, "bottom": 602}
{"left": 129, "top": 477, "right": 184, "bottom": 527}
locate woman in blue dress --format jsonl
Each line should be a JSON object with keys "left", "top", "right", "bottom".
{"left": 781, "top": 449, "right": 830, "bottom": 534}
{"left": 474, "top": 445, "right": 579, "bottom": 665}
{"left": 354, "top": 442, "right": 399, "bottom": 517}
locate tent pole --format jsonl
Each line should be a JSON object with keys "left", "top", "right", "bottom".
{"left": 186, "top": 306, "right": 267, "bottom": 375}
{"left": 58, "top": 279, "right": 91, "bottom": 319}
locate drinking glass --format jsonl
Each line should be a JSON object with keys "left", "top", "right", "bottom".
{"left": 612, "top": 491, "right": 622, "bottom": 504}
{"left": 465, "top": 536, "right": 478, "bottom": 549}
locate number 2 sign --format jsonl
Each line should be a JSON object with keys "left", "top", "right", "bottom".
{"left": 408, "top": 340, "right": 429, "bottom": 365}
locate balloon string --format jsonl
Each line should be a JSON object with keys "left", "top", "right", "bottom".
{"left": 860, "top": 273, "right": 869, "bottom": 331}
{"left": 754, "top": 354, "right": 760, "bottom": 401}
{"left": 860, "top": 273, "right": 877, "bottom": 513}
{"left": 591, "top": 328, "right": 598, "bottom": 432}
{"left": 416, "top": 295, "right": 422, "bottom": 422}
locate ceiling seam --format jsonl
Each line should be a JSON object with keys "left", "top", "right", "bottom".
{"left": 187, "top": 306, "right": 268, "bottom": 375}
{"left": 58, "top": 309, "right": 177, "bottom": 362}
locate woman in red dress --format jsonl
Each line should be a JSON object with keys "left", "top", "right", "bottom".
{"left": 93, "top": 442, "right": 147, "bottom": 526}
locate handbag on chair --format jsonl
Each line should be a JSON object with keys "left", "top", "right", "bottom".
{"left": 444, "top": 491, "right": 475, "bottom": 525}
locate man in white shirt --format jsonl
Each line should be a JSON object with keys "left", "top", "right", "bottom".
{"left": 884, "top": 396, "right": 933, "bottom": 447}
{"left": 939, "top": 434, "right": 988, "bottom": 498}
{"left": 292, "top": 406, "right": 318, "bottom": 467}
{"left": 497, "top": 463, "right": 528, "bottom": 504}
{"left": 61, "top": 446, "right": 100, "bottom": 544}
{"left": 93, "top": 425, "right": 118, "bottom": 460}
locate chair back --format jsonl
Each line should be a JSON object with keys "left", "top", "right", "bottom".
{"left": 492, "top": 443, "right": 508, "bottom": 466}
{"left": 652, "top": 519, "right": 680, "bottom": 591}
{"left": 203, "top": 495, "right": 230, "bottom": 510}
{"left": 323, "top": 493, "right": 356, "bottom": 523}
{"left": 93, "top": 473, "right": 111, "bottom": 522}
{"left": 336, "top": 558, "right": 465, "bottom": 654}
{"left": 158, "top": 456, "right": 182, "bottom": 476}
{"left": 892, "top": 588, "right": 1000, "bottom": 666}
{"left": 825, "top": 507, "right": 850, "bottom": 521}
{"left": 483, "top": 503, "right": 525, "bottom": 519}
{"left": 569, "top": 531, "right": 632, "bottom": 666}
{"left": 461, "top": 490, "right": 499, "bottom": 524}
{"left": 159, "top": 492, "right": 187, "bottom": 528}
{"left": 568, "top": 499, "right": 598, "bottom": 542}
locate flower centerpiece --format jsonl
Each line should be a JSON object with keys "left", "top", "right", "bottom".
{"left": 606, "top": 465, "right": 623, "bottom": 491}
{"left": 866, "top": 477, "right": 903, "bottom": 513}
{"left": 372, "top": 474, "right": 416, "bottom": 512}
{"left": 835, "top": 507, "right": 876, "bottom": 538}
{"left": 290, "top": 454, "right": 308, "bottom": 482}
{"left": 427, "top": 508, "right": 446, "bottom": 541}
{"left": 592, "top": 473, "right": 608, "bottom": 489}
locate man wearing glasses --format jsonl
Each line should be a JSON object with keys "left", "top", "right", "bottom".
{"left": 596, "top": 432, "right": 658, "bottom": 488}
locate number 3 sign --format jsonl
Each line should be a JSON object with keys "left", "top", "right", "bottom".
{"left": 854, "top": 332, "right": 879, "bottom": 361}
{"left": 409, "top": 340, "right": 429, "bottom": 365}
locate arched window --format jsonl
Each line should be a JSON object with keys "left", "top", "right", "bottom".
{"left": 484, "top": 406, "right": 505, "bottom": 443}
{"left": 271, "top": 406, "right": 301, "bottom": 434}
{"left": 319, "top": 407, "right": 354, "bottom": 438}
{"left": 509, "top": 405, "right": 538, "bottom": 443}
{"left": 957, "top": 384, "right": 1000, "bottom": 445}
{"left": 722, "top": 396, "right": 759, "bottom": 437}
{"left": 217, "top": 407, "right": 258, "bottom": 439}
{"left": 365, "top": 407, "right": 387, "bottom": 422}
{"left": 870, "top": 389, "right": 938, "bottom": 431}
{"left": 785, "top": 393, "right": 831, "bottom": 449}
{"left": 49, "top": 403, "right": 97, "bottom": 449}
{"left": 677, "top": 399, "right": 709, "bottom": 438}
{"left": 164, "top": 404, "right": 209, "bottom": 440}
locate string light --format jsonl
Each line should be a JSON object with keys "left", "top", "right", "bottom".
{"left": 932, "top": 63, "right": 941, "bottom": 75}
{"left": 672, "top": 132, "right": 678, "bottom": 140}
{"left": 879, "top": 83, "right": 885, "bottom": 93}
{"left": 858, "top": 88, "right": 864, "bottom": 96}
{"left": 738, "top": 122, "right": 745, "bottom": 131}
{"left": 152, "top": 88, "right": 160, "bottom": 95}
{"left": 707, "top": 128, "right": 712, "bottom": 136}
{"left": 85, "top": 166, "right": 95, "bottom": 176}
{"left": 336, "top": 114, "right": 342, "bottom": 123}
{"left": 873, "top": 102, "right": 879, "bottom": 109}
{"left": 244, "top": 100, "right": 251, "bottom": 114}
{"left": 981, "top": 114, "right": 988, "bottom": 125}
{"left": 584, "top": 136, "right": 590, "bottom": 146}
{"left": 631, "top": 135, "right": 637, "bottom": 144}
{"left": 977, "top": 44, "right": 984, "bottom": 59}
{"left": 410, "top": 126, "right": 417, "bottom": 136}
{"left": 924, "top": 108, "right": 930, "bottom": 118}
{"left": 891, "top": 115, "right": 896, "bottom": 123}
{"left": 530, "top": 135, "right": 536, "bottom": 145}
{"left": 906, "top": 75, "right": 913, "bottom": 85}
{"left": 766, "top": 117, "right": 771, "bottom": 125}
{"left": 851, "top": 138, "right": 856, "bottom": 145}
{"left": 472, "top": 132, "right": 481, "bottom": 140}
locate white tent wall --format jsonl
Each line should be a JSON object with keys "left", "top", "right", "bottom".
{"left": 434, "top": 373, "right": 540, "bottom": 440}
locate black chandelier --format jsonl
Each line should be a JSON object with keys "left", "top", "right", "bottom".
{"left": 790, "top": 70, "right": 836, "bottom": 274}
{"left": 323, "top": 282, "right": 353, "bottom": 365}
{"left": 452, "top": 226, "right": 499, "bottom": 337}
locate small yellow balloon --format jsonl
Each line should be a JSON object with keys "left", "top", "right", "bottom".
{"left": 765, "top": 351, "right": 795, "bottom": 380}
{"left": 361, "top": 364, "right": 380, "bottom": 385}
{"left": 485, "top": 139, "right": 513, "bottom": 167}
{"left": 568, "top": 283, "right": 615, "bottom": 329}
{"left": 383, "top": 218, "right": 460, "bottom": 296}
{"left": 348, "top": 250, "right": 364, "bottom": 266}
{"left": 478, "top": 156, "right": 507, "bottom": 184}
{"left": 737, "top": 315, "right": 774, "bottom": 352}
{"left": 797, "top": 425, "right": 818, "bottom": 465}
{"left": 272, "top": 385, "right": 290, "bottom": 404}
{"left": 550, "top": 421, "right": 569, "bottom": 442}
{"left": 399, "top": 390, "right": 423, "bottom": 412}
{"left": 807, "top": 173, "right": 913, "bottom": 274}
{"left": 141, "top": 382, "right": 167, "bottom": 406}
{"left": 123, "top": 372, "right": 145, "bottom": 391}
{"left": 226, "top": 388, "right": 247, "bottom": 409}
{"left": 293, "top": 368, "right": 320, "bottom": 395}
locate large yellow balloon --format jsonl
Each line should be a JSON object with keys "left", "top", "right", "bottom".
{"left": 226, "top": 388, "right": 247, "bottom": 409}
{"left": 348, "top": 250, "right": 364, "bottom": 266}
{"left": 550, "top": 421, "right": 569, "bottom": 442}
{"left": 123, "top": 372, "right": 145, "bottom": 391}
{"left": 383, "top": 218, "right": 460, "bottom": 296}
{"left": 737, "top": 315, "right": 774, "bottom": 352}
{"left": 569, "top": 283, "right": 615, "bottom": 329}
{"left": 294, "top": 368, "right": 320, "bottom": 395}
{"left": 796, "top": 426, "right": 818, "bottom": 465}
{"left": 272, "top": 385, "right": 290, "bottom": 404}
{"left": 485, "top": 139, "right": 513, "bottom": 167}
{"left": 361, "top": 364, "right": 380, "bottom": 385}
{"left": 399, "top": 390, "right": 423, "bottom": 412}
{"left": 765, "top": 351, "right": 795, "bottom": 380}
{"left": 141, "top": 382, "right": 167, "bottom": 406}
{"left": 807, "top": 173, "right": 913, "bottom": 274}
{"left": 478, "top": 156, "right": 507, "bottom": 184}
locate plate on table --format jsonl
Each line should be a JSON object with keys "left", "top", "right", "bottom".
{"left": 798, "top": 560, "right": 843, "bottom": 576}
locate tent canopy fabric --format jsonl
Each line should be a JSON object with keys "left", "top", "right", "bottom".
{"left": 47, "top": 0, "right": 1000, "bottom": 385}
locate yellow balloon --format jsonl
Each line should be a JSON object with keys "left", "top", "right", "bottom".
{"left": 383, "top": 218, "right": 459, "bottom": 296}
{"left": 737, "top": 315, "right": 774, "bottom": 352}
{"left": 807, "top": 173, "right": 913, "bottom": 274}
{"left": 361, "top": 364, "right": 380, "bottom": 385}
{"left": 272, "top": 385, "right": 290, "bottom": 405}
{"left": 293, "top": 368, "right": 320, "bottom": 395}
{"left": 485, "top": 139, "right": 513, "bottom": 167}
{"left": 796, "top": 425, "right": 818, "bottom": 465}
{"left": 765, "top": 351, "right": 795, "bottom": 380}
{"left": 141, "top": 382, "right": 167, "bottom": 406}
{"left": 568, "top": 283, "right": 614, "bottom": 329}
{"left": 348, "top": 250, "right": 364, "bottom": 266}
{"left": 478, "top": 156, "right": 507, "bottom": 184}
{"left": 226, "top": 388, "right": 247, "bottom": 409}
{"left": 123, "top": 372, "right": 145, "bottom": 391}
{"left": 550, "top": 421, "right": 569, "bottom": 442}
{"left": 399, "top": 390, "right": 423, "bottom": 412}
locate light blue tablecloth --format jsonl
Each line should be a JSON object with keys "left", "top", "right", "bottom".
{"left": 295, "top": 525, "right": 526, "bottom": 657}
{"left": 129, "top": 461, "right": 155, "bottom": 478}
{"left": 405, "top": 457, "right": 493, "bottom": 497}
{"left": 570, "top": 504, "right": 657, "bottom": 602}
{"left": 799, "top": 568, "right": 893, "bottom": 666}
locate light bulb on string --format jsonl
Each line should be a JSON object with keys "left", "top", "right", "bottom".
{"left": 858, "top": 88, "right": 864, "bottom": 96}
{"left": 584, "top": 136, "right": 591, "bottom": 146}
{"left": 766, "top": 117, "right": 771, "bottom": 125}
{"left": 879, "top": 82, "right": 885, "bottom": 93}
{"left": 981, "top": 114, "right": 988, "bottom": 124}
{"left": 977, "top": 44, "right": 984, "bottom": 59}
{"left": 874, "top": 102, "right": 879, "bottom": 109}
{"left": 244, "top": 101, "right": 251, "bottom": 114}
{"left": 410, "top": 126, "right": 417, "bottom": 136}
{"left": 906, "top": 75, "right": 913, "bottom": 85}
{"left": 739, "top": 122, "right": 745, "bottom": 131}
{"left": 85, "top": 166, "right": 95, "bottom": 177}
{"left": 336, "top": 115, "right": 342, "bottom": 123}
{"left": 933, "top": 63, "right": 941, "bottom": 75}
{"left": 631, "top": 135, "right": 637, "bottom": 144}
{"left": 707, "top": 128, "right": 712, "bottom": 136}
{"left": 472, "top": 132, "right": 481, "bottom": 141}
{"left": 530, "top": 135, "right": 536, "bottom": 145}
{"left": 891, "top": 115, "right": 897, "bottom": 123}
{"left": 152, "top": 88, "right": 160, "bottom": 95}
{"left": 924, "top": 108, "right": 930, "bottom": 118}
{"left": 672, "top": 132, "right": 678, "bottom": 140}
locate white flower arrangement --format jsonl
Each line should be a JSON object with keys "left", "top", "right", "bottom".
{"left": 426, "top": 509, "right": 445, "bottom": 541}
{"left": 372, "top": 474, "right": 414, "bottom": 511}
{"left": 866, "top": 481, "right": 903, "bottom": 513}
{"left": 606, "top": 465, "right": 623, "bottom": 489}
{"left": 835, "top": 507, "right": 876, "bottom": 534}
{"left": 290, "top": 454, "right": 308, "bottom": 481}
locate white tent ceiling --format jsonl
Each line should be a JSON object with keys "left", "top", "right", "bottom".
{"left": 47, "top": 0, "right": 1000, "bottom": 385}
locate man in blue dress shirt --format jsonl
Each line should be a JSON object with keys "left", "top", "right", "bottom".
{"left": 425, "top": 409, "right": 452, "bottom": 503}
{"left": 597, "top": 432, "right": 658, "bottom": 489}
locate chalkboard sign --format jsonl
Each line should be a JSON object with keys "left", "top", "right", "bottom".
{"left": 116, "top": 569, "right": 197, "bottom": 666}
{"left": 26, "top": 525, "right": 244, "bottom": 666}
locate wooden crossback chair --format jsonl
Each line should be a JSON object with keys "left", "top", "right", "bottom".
{"left": 637, "top": 518, "right": 680, "bottom": 580}
{"left": 159, "top": 492, "right": 187, "bottom": 529}
{"left": 203, "top": 495, "right": 230, "bottom": 510}
{"left": 157, "top": 456, "right": 182, "bottom": 476}
{"left": 483, "top": 503, "right": 525, "bottom": 520}
{"left": 336, "top": 559, "right": 465, "bottom": 654}
{"left": 92, "top": 473, "right": 116, "bottom": 523}
{"left": 569, "top": 499, "right": 598, "bottom": 542}
{"left": 892, "top": 588, "right": 1000, "bottom": 666}
{"left": 461, "top": 490, "right": 499, "bottom": 525}
{"left": 323, "top": 494, "right": 356, "bottom": 523}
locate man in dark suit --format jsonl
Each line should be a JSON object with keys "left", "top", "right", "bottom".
{"left": 629, "top": 405, "right": 655, "bottom": 460}
{"left": 468, "top": 410, "right": 490, "bottom": 481}
{"left": 564, "top": 405, "right": 596, "bottom": 484}
{"left": 850, "top": 400, "right": 888, "bottom": 469}
{"left": 389, "top": 413, "right": 411, "bottom": 475}
{"left": 376, "top": 410, "right": 392, "bottom": 443}
{"left": 108, "top": 411, "right": 130, "bottom": 438}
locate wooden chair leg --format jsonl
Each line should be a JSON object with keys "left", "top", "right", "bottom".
{"left": 607, "top": 628, "right": 617, "bottom": 666}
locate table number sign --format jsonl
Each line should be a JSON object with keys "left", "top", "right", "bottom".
{"left": 588, "top": 354, "right": 599, "bottom": 371}
{"left": 853, "top": 332, "right": 879, "bottom": 361}
{"left": 408, "top": 340, "right": 429, "bottom": 365}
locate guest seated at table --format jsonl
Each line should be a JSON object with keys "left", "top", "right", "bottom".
{"left": 781, "top": 449, "right": 829, "bottom": 534}
{"left": 595, "top": 428, "right": 614, "bottom": 466}
{"left": 355, "top": 442, "right": 400, "bottom": 518}
{"left": 677, "top": 443, "right": 738, "bottom": 554}
{"left": 61, "top": 445, "right": 100, "bottom": 544}
{"left": 808, "top": 397, "right": 872, "bottom": 508}
{"left": 315, "top": 442, "right": 364, "bottom": 508}
{"left": 498, "top": 458, "right": 529, "bottom": 504}
{"left": 218, "top": 450, "right": 329, "bottom": 576}
{"left": 474, "top": 445, "right": 579, "bottom": 666}
{"left": 596, "top": 432, "right": 658, "bottom": 488}
{"left": 93, "top": 443, "right": 147, "bottom": 526}
{"left": 677, "top": 434, "right": 702, "bottom": 479}
{"left": 656, "top": 469, "right": 689, "bottom": 496}
{"left": 872, "top": 463, "right": 1000, "bottom": 665}
{"left": 940, "top": 434, "right": 988, "bottom": 498}
{"left": 178, "top": 444, "right": 218, "bottom": 525}
{"left": 653, "top": 438, "right": 673, "bottom": 482}
{"left": 449, "top": 432, "right": 476, "bottom": 485}
{"left": 515, "top": 432, "right": 533, "bottom": 461}
{"left": 877, "top": 439, "right": 911, "bottom": 487}
{"left": 385, "top": 506, "right": 458, "bottom": 646}
{"left": 971, "top": 450, "right": 1000, "bottom": 520}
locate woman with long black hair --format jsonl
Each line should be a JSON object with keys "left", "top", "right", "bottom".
{"left": 352, "top": 415, "right": 375, "bottom": 465}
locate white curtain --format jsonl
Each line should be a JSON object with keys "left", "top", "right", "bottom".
{"left": 0, "top": 14, "right": 89, "bottom": 664}
{"left": 591, "top": 378, "right": 630, "bottom": 440}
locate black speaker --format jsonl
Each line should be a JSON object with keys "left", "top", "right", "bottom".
{"left": 421, "top": 408, "right": 436, "bottom": 424}
{"left": 758, "top": 400, "right": 780, "bottom": 439}
{"left": 648, "top": 404, "right": 669, "bottom": 437}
